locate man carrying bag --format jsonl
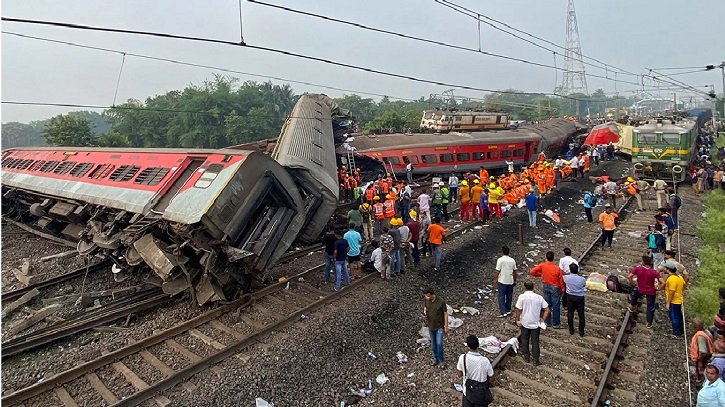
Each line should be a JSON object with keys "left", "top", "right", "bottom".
{"left": 456, "top": 335, "right": 494, "bottom": 406}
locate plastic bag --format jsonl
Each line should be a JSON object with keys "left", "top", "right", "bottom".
{"left": 461, "top": 306, "right": 480, "bottom": 315}
{"left": 448, "top": 316, "right": 463, "bottom": 329}
{"left": 585, "top": 272, "right": 608, "bottom": 292}
{"left": 446, "top": 304, "right": 454, "bottom": 315}
{"left": 376, "top": 373, "right": 389, "bottom": 385}
{"left": 255, "top": 398, "right": 274, "bottom": 407}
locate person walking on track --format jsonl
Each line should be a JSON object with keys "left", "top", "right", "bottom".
{"left": 563, "top": 263, "right": 586, "bottom": 337}
{"left": 424, "top": 288, "right": 448, "bottom": 369}
{"left": 529, "top": 251, "right": 565, "bottom": 329}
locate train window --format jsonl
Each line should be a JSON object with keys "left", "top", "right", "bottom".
{"left": 454, "top": 116, "right": 462, "bottom": 122}
{"left": 637, "top": 133, "right": 657, "bottom": 144}
{"left": 421, "top": 154, "right": 437, "bottom": 164}
{"left": 87, "top": 164, "right": 116, "bottom": 179}
{"left": 40, "top": 161, "right": 60, "bottom": 173}
{"left": 16, "top": 159, "right": 34, "bottom": 170}
{"left": 195, "top": 164, "right": 224, "bottom": 188}
{"left": 109, "top": 165, "right": 141, "bottom": 182}
{"left": 382, "top": 156, "right": 401, "bottom": 165}
{"left": 28, "top": 160, "right": 46, "bottom": 172}
{"left": 134, "top": 167, "right": 171, "bottom": 186}
{"left": 456, "top": 153, "right": 470, "bottom": 162}
{"left": 499, "top": 150, "right": 512, "bottom": 158}
{"left": 513, "top": 149, "right": 525, "bottom": 157}
{"left": 70, "top": 163, "right": 94, "bottom": 177}
{"left": 439, "top": 154, "right": 454, "bottom": 163}
{"left": 403, "top": 156, "right": 420, "bottom": 164}
{"left": 472, "top": 152, "right": 485, "bottom": 161}
{"left": 487, "top": 152, "right": 498, "bottom": 159}
{"left": 53, "top": 161, "right": 75, "bottom": 175}
{"left": 661, "top": 133, "right": 680, "bottom": 145}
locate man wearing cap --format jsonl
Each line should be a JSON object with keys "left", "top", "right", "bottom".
{"left": 458, "top": 180, "right": 471, "bottom": 222}
{"left": 432, "top": 182, "right": 445, "bottom": 221}
{"left": 653, "top": 177, "right": 668, "bottom": 209}
{"left": 441, "top": 182, "right": 451, "bottom": 222}
{"left": 448, "top": 172, "right": 459, "bottom": 203}
{"left": 663, "top": 250, "right": 689, "bottom": 285}
{"left": 372, "top": 196, "right": 385, "bottom": 236}
{"left": 635, "top": 177, "right": 652, "bottom": 209}
{"left": 471, "top": 179, "right": 483, "bottom": 220}
{"left": 457, "top": 335, "right": 495, "bottom": 407}
{"left": 598, "top": 204, "right": 618, "bottom": 249}
{"left": 663, "top": 263, "right": 685, "bottom": 337}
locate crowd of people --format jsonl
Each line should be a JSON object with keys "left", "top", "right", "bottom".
{"left": 331, "top": 139, "right": 725, "bottom": 406}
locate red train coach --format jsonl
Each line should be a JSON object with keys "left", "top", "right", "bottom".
{"left": 1, "top": 147, "right": 305, "bottom": 304}
{"left": 345, "top": 119, "right": 576, "bottom": 175}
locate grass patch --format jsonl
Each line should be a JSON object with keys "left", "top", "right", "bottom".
{"left": 687, "top": 190, "right": 725, "bottom": 321}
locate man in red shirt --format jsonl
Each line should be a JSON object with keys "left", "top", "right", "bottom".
{"left": 627, "top": 255, "right": 664, "bottom": 328}
{"left": 529, "top": 251, "right": 565, "bottom": 328}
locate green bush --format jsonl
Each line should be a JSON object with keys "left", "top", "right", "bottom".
{"left": 688, "top": 190, "right": 725, "bottom": 322}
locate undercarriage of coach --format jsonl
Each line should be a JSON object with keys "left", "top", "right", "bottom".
{"left": 632, "top": 161, "right": 685, "bottom": 183}
{"left": 1, "top": 187, "right": 297, "bottom": 305}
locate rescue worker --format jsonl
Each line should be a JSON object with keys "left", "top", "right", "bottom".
{"left": 359, "top": 200, "right": 374, "bottom": 241}
{"left": 535, "top": 167, "right": 547, "bottom": 198}
{"left": 383, "top": 194, "right": 396, "bottom": 221}
{"left": 488, "top": 182, "right": 504, "bottom": 219}
{"left": 544, "top": 164, "right": 555, "bottom": 194}
{"left": 365, "top": 184, "right": 375, "bottom": 204}
{"left": 479, "top": 166, "right": 489, "bottom": 184}
{"left": 372, "top": 196, "right": 385, "bottom": 235}
{"left": 471, "top": 179, "right": 483, "bottom": 220}
{"left": 458, "top": 180, "right": 471, "bottom": 222}
{"left": 440, "top": 182, "right": 451, "bottom": 222}
{"left": 432, "top": 184, "right": 444, "bottom": 220}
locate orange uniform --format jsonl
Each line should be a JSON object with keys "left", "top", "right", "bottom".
{"left": 479, "top": 168, "right": 489, "bottom": 182}
{"left": 544, "top": 167, "right": 555, "bottom": 190}
{"left": 536, "top": 172, "right": 547, "bottom": 195}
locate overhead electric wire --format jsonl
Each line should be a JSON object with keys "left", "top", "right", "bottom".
{"left": 247, "top": 0, "right": 640, "bottom": 86}
{"left": 2, "top": 31, "right": 420, "bottom": 103}
{"left": 645, "top": 68, "right": 714, "bottom": 98}
{"left": 1, "top": 16, "right": 600, "bottom": 101}
{"left": 435, "top": 0, "right": 640, "bottom": 78}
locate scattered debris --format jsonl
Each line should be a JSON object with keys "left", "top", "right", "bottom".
{"left": 7, "top": 303, "right": 62, "bottom": 335}
{"left": 2, "top": 288, "right": 40, "bottom": 318}
{"left": 375, "top": 373, "right": 389, "bottom": 385}
{"left": 396, "top": 351, "right": 408, "bottom": 364}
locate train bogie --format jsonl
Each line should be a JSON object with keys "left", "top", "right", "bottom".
{"left": 420, "top": 109, "right": 509, "bottom": 132}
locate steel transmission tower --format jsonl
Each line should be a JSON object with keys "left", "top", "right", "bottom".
{"left": 561, "top": 0, "right": 588, "bottom": 95}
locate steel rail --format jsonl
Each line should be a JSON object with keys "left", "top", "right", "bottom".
{"left": 0, "top": 264, "right": 325, "bottom": 406}
{"left": 491, "top": 197, "right": 634, "bottom": 380}
{"left": 1, "top": 261, "right": 111, "bottom": 302}
{"left": 1, "top": 289, "right": 169, "bottom": 358}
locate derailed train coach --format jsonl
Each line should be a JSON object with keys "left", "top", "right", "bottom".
{"left": 345, "top": 118, "right": 576, "bottom": 176}
{"left": 271, "top": 94, "right": 341, "bottom": 244}
{"left": 1, "top": 148, "right": 306, "bottom": 305}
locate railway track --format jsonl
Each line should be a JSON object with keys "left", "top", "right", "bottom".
{"left": 488, "top": 196, "right": 660, "bottom": 407}
{"left": 3, "top": 217, "right": 483, "bottom": 407}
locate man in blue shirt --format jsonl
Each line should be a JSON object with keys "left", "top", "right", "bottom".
{"left": 582, "top": 189, "right": 596, "bottom": 223}
{"left": 525, "top": 189, "right": 538, "bottom": 228}
{"left": 343, "top": 223, "right": 363, "bottom": 279}
{"left": 563, "top": 264, "right": 587, "bottom": 337}
{"left": 333, "top": 230, "right": 351, "bottom": 292}
{"left": 697, "top": 364, "right": 725, "bottom": 406}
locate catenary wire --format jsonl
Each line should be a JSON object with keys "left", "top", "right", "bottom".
{"left": 2, "top": 31, "right": 420, "bottom": 103}
{"left": 0, "top": 17, "right": 603, "bottom": 101}
{"left": 435, "top": 0, "right": 640, "bottom": 78}
{"left": 246, "top": 0, "right": 641, "bottom": 86}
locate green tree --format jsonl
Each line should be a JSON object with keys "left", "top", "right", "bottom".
{"left": 98, "top": 131, "right": 131, "bottom": 147}
{"left": 42, "top": 114, "right": 97, "bottom": 146}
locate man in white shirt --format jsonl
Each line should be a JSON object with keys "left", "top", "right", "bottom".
{"left": 555, "top": 156, "right": 565, "bottom": 169}
{"left": 399, "top": 223, "right": 412, "bottom": 272}
{"left": 653, "top": 178, "right": 668, "bottom": 209}
{"left": 417, "top": 190, "right": 431, "bottom": 218}
{"left": 406, "top": 162, "right": 414, "bottom": 184}
{"left": 505, "top": 160, "right": 514, "bottom": 173}
{"left": 569, "top": 156, "right": 580, "bottom": 179}
{"left": 369, "top": 241, "right": 384, "bottom": 277}
{"left": 604, "top": 179, "right": 618, "bottom": 208}
{"left": 456, "top": 335, "right": 494, "bottom": 407}
{"left": 558, "top": 247, "right": 579, "bottom": 275}
{"left": 494, "top": 246, "right": 517, "bottom": 318}
{"left": 515, "top": 281, "right": 550, "bottom": 365}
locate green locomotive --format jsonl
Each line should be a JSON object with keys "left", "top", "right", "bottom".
{"left": 631, "top": 116, "right": 697, "bottom": 182}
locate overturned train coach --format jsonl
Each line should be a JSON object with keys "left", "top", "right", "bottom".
{"left": 271, "top": 94, "right": 340, "bottom": 244}
{"left": 344, "top": 118, "right": 576, "bottom": 175}
{"left": 1, "top": 147, "right": 306, "bottom": 305}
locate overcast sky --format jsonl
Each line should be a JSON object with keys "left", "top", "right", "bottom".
{"left": 2, "top": 0, "right": 724, "bottom": 123}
